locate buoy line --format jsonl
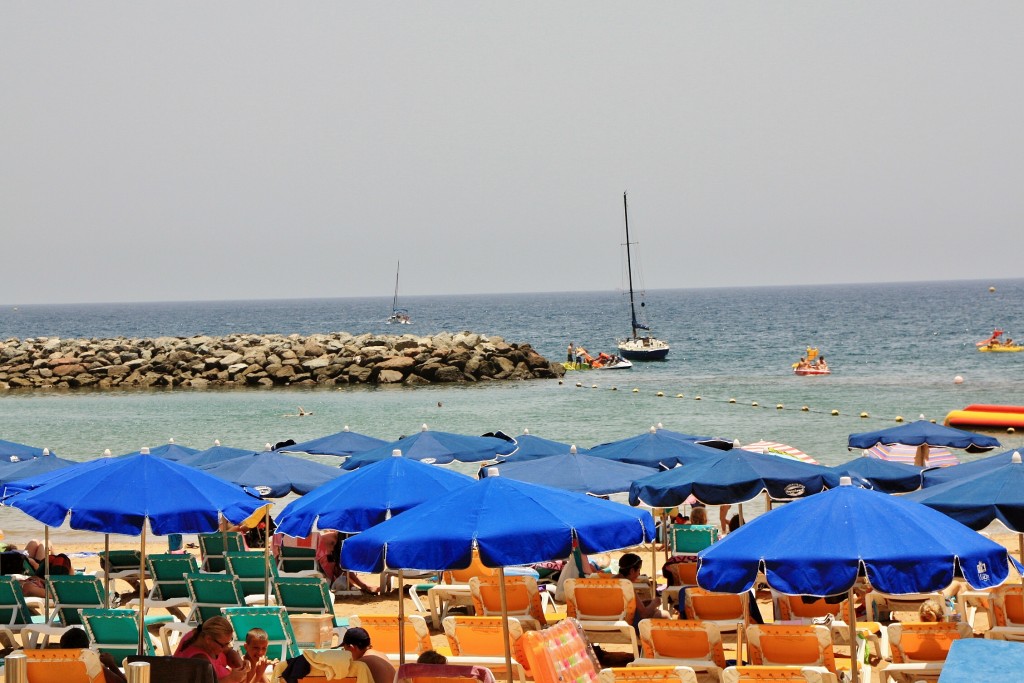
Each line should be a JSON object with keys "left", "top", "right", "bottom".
{"left": 565, "top": 380, "right": 938, "bottom": 425}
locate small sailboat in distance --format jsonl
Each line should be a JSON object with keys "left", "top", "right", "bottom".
{"left": 386, "top": 260, "right": 411, "bottom": 325}
{"left": 616, "top": 192, "right": 669, "bottom": 361}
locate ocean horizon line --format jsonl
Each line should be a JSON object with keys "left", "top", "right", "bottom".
{"left": 3, "top": 275, "right": 1019, "bottom": 309}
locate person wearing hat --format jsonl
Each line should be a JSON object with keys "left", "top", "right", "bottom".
{"left": 341, "top": 627, "right": 395, "bottom": 683}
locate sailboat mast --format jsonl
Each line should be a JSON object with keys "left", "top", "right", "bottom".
{"left": 393, "top": 260, "right": 400, "bottom": 311}
{"left": 623, "top": 192, "right": 639, "bottom": 339}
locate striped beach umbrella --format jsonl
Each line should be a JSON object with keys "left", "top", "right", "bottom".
{"left": 743, "top": 440, "right": 820, "bottom": 465}
{"left": 865, "top": 443, "right": 959, "bottom": 468}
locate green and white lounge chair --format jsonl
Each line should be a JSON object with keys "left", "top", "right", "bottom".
{"left": 127, "top": 553, "right": 199, "bottom": 621}
{"left": 0, "top": 575, "right": 48, "bottom": 648}
{"left": 197, "top": 532, "right": 245, "bottom": 573}
{"left": 184, "top": 572, "right": 246, "bottom": 623}
{"left": 224, "top": 551, "right": 278, "bottom": 604}
{"left": 274, "top": 576, "right": 347, "bottom": 646}
{"left": 80, "top": 607, "right": 158, "bottom": 659}
{"left": 221, "top": 606, "right": 301, "bottom": 660}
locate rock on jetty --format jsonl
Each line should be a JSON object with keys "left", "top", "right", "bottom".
{"left": 0, "top": 332, "right": 566, "bottom": 391}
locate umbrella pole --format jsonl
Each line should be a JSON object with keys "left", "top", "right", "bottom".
{"left": 738, "top": 503, "right": 745, "bottom": 526}
{"left": 397, "top": 573, "right": 406, "bottom": 665}
{"left": 264, "top": 521, "right": 271, "bottom": 606}
{"left": 43, "top": 527, "right": 50, "bottom": 620}
{"left": 138, "top": 525, "right": 146, "bottom": 655}
{"left": 103, "top": 535, "right": 111, "bottom": 608}
{"left": 1018, "top": 533, "right": 1024, "bottom": 624}
{"left": 847, "top": 587, "right": 860, "bottom": 683}
{"left": 498, "top": 567, "right": 513, "bottom": 683}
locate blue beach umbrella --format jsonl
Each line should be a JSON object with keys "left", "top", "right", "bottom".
{"left": 275, "top": 452, "right": 475, "bottom": 537}
{"left": 905, "top": 451, "right": 1024, "bottom": 532}
{"left": 493, "top": 432, "right": 587, "bottom": 463}
{"left": 177, "top": 443, "right": 258, "bottom": 468}
{"left": 922, "top": 448, "right": 1022, "bottom": 487}
{"left": 656, "top": 428, "right": 735, "bottom": 451}
{"left": 2, "top": 453, "right": 119, "bottom": 497}
{"left": 848, "top": 420, "right": 1000, "bottom": 452}
{"left": 589, "top": 426, "right": 725, "bottom": 469}
{"left": 3, "top": 446, "right": 267, "bottom": 653}
{"left": 199, "top": 446, "right": 343, "bottom": 497}
{"left": 695, "top": 479, "right": 1018, "bottom": 683}
{"left": 342, "top": 475, "right": 653, "bottom": 681}
{"left": 697, "top": 479, "right": 1018, "bottom": 596}
{"left": 282, "top": 426, "right": 388, "bottom": 458}
{"left": 628, "top": 449, "right": 839, "bottom": 507}
{"left": 828, "top": 456, "right": 925, "bottom": 494}
{"left": 481, "top": 445, "right": 656, "bottom": 496}
{"left": 0, "top": 451, "right": 76, "bottom": 487}
{"left": 6, "top": 449, "right": 265, "bottom": 534}
{"left": 119, "top": 442, "right": 199, "bottom": 461}
{"left": 0, "top": 439, "right": 53, "bottom": 463}
{"left": 342, "top": 474, "right": 655, "bottom": 572}
{"left": 341, "top": 425, "right": 516, "bottom": 470}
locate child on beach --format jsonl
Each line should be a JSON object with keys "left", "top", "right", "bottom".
{"left": 242, "top": 628, "right": 271, "bottom": 683}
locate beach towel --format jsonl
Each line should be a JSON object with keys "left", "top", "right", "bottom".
{"left": 274, "top": 650, "right": 371, "bottom": 683}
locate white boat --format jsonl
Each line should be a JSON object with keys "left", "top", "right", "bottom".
{"left": 616, "top": 192, "right": 669, "bottom": 361}
{"left": 595, "top": 356, "right": 633, "bottom": 370}
{"left": 386, "top": 260, "right": 411, "bottom": 325}
{"left": 562, "top": 354, "right": 633, "bottom": 371}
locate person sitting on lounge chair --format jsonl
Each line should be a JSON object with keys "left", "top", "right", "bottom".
{"left": 616, "top": 553, "right": 668, "bottom": 626}
{"left": 174, "top": 615, "right": 251, "bottom": 683}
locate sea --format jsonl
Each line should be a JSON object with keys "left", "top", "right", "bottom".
{"left": 1, "top": 279, "right": 1023, "bottom": 544}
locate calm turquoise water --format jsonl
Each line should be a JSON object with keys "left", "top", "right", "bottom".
{"left": 2, "top": 279, "right": 1023, "bottom": 543}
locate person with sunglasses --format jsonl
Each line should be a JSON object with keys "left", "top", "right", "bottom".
{"left": 174, "top": 615, "right": 252, "bottom": 682}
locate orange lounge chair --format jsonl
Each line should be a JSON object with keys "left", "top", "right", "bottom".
{"left": 660, "top": 562, "right": 699, "bottom": 613}
{"left": 720, "top": 665, "right": 838, "bottom": 683}
{"left": 348, "top": 614, "right": 432, "bottom": 659}
{"left": 985, "top": 584, "right": 1024, "bottom": 640}
{"left": 17, "top": 648, "right": 106, "bottom": 683}
{"left": 599, "top": 665, "right": 699, "bottom": 683}
{"left": 442, "top": 615, "right": 528, "bottom": 683}
{"left": 683, "top": 587, "right": 748, "bottom": 634}
{"left": 469, "top": 575, "right": 547, "bottom": 630}
{"left": 563, "top": 577, "right": 639, "bottom": 657}
{"left": 884, "top": 621, "right": 971, "bottom": 683}
{"left": 632, "top": 618, "right": 726, "bottom": 680}
{"left": 770, "top": 592, "right": 847, "bottom": 623}
{"left": 744, "top": 624, "right": 836, "bottom": 674}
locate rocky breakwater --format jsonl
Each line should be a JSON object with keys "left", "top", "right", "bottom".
{"left": 0, "top": 331, "right": 566, "bottom": 391}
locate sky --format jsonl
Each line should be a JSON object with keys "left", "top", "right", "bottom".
{"left": 3, "top": 3, "right": 1022, "bottom": 305}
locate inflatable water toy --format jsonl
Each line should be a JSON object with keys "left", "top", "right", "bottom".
{"left": 945, "top": 405, "right": 1024, "bottom": 429}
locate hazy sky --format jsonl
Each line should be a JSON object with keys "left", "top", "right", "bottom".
{"left": 3, "top": 3, "right": 1022, "bottom": 305}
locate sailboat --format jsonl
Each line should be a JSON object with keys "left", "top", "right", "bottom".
{"left": 386, "top": 260, "right": 411, "bottom": 325}
{"left": 616, "top": 192, "right": 669, "bottom": 361}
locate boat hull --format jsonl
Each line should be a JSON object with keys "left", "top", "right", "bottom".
{"left": 794, "top": 368, "right": 831, "bottom": 376}
{"left": 978, "top": 344, "right": 1022, "bottom": 352}
{"left": 617, "top": 337, "right": 669, "bottom": 361}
